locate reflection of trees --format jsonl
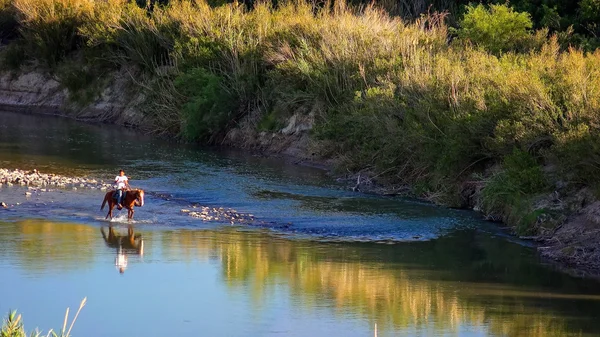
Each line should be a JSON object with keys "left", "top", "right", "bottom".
{"left": 160, "top": 228, "right": 600, "bottom": 337}
{"left": 0, "top": 219, "right": 96, "bottom": 271}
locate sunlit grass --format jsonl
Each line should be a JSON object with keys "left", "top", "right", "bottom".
{"left": 1, "top": 298, "right": 86, "bottom": 337}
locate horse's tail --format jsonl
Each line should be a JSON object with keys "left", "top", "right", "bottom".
{"left": 101, "top": 194, "right": 107, "bottom": 210}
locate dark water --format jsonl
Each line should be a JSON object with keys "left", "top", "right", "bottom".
{"left": 1, "top": 111, "right": 600, "bottom": 337}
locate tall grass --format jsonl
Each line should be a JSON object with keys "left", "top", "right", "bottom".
{"left": 1, "top": 298, "right": 86, "bottom": 337}
{"left": 2, "top": 0, "right": 600, "bottom": 233}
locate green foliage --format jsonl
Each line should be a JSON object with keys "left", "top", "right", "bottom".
{"left": 0, "top": 41, "right": 27, "bottom": 70}
{"left": 55, "top": 60, "right": 108, "bottom": 106}
{"left": 482, "top": 150, "right": 548, "bottom": 233}
{"left": 552, "top": 124, "right": 600, "bottom": 185}
{"left": 174, "top": 67, "right": 237, "bottom": 142}
{"left": 457, "top": 4, "right": 534, "bottom": 54}
{"left": 580, "top": 0, "right": 600, "bottom": 21}
{"left": 0, "top": 0, "right": 19, "bottom": 41}
{"left": 257, "top": 110, "right": 281, "bottom": 132}
{"left": 11, "top": 0, "right": 93, "bottom": 67}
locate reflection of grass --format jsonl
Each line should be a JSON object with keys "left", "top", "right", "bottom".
{"left": 0, "top": 220, "right": 97, "bottom": 272}
{"left": 161, "top": 228, "right": 600, "bottom": 337}
{"left": 1, "top": 298, "right": 86, "bottom": 337}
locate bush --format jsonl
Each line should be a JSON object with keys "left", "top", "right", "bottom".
{"left": 457, "top": 3, "right": 534, "bottom": 54}
{"left": 0, "top": 0, "right": 19, "bottom": 42}
{"left": 174, "top": 67, "right": 237, "bottom": 143}
{"left": 482, "top": 150, "right": 548, "bottom": 232}
{"left": 0, "top": 41, "right": 27, "bottom": 69}
{"left": 12, "top": 0, "right": 94, "bottom": 67}
{"left": 551, "top": 124, "right": 600, "bottom": 185}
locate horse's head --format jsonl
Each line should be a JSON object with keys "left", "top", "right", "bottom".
{"left": 135, "top": 189, "right": 145, "bottom": 207}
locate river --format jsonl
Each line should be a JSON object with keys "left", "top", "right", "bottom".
{"left": 1, "top": 111, "right": 599, "bottom": 337}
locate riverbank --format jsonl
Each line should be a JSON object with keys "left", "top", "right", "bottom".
{"left": 1, "top": 76, "right": 599, "bottom": 279}
{"left": 1, "top": 0, "right": 599, "bottom": 277}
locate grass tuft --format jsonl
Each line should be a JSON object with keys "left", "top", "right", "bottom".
{"left": 1, "top": 297, "right": 86, "bottom": 337}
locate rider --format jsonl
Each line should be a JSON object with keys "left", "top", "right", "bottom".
{"left": 114, "top": 169, "right": 130, "bottom": 210}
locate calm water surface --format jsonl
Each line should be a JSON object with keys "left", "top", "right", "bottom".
{"left": 1, "top": 111, "right": 600, "bottom": 337}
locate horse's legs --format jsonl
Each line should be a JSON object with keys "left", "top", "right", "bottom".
{"left": 107, "top": 201, "right": 114, "bottom": 219}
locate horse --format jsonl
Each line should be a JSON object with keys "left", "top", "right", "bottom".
{"left": 101, "top": 189, "right": 145, "bottom": 220}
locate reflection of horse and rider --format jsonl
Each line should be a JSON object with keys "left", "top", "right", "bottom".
{"left": 100, "top": 169, "right": 145, "bottom": 220}
{"left": 101, "top": 224, "right": 144, "bottom": 274}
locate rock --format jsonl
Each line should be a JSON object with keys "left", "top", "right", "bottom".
{"left": 281, "top": 114, "right": 298, "bottom": 135}
{"left": 0, "top": 167, "right": 111, "bottom": 191}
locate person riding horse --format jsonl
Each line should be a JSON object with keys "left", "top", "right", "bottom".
{"left": 115, "top": 169, "right": 130, "bottom": 210}
{"left": 101, "top": 170, "right": 145, "bottom": 220}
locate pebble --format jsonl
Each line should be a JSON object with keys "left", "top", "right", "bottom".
{"left": 0, "top": 168, "right": 112, "bottom": 191}
{"left": 180, "top": 206, "right": 257, "bottom": 224}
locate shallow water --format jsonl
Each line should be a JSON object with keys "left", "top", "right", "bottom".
{"left": 1, "top": 111, "right": 600, "bottom": 337}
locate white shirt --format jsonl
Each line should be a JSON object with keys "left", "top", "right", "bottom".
{"left": 115, "top": 175, "right": 128, "bottom": 189}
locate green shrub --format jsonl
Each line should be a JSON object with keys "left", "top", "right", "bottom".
{"left": 457, "top": 3, "right": 534, "bottom": 54}
{"left": 551, "top": 124, "right": 600, "bottom": 185}
{"left": 482, "top": 149, "right": 548, "bottom": 232}
{"left": 12, "top": 0, "right": 94, "bottom": 67}
{"left": 0, "top": 0, "right": 19, "bottom": 41}
{"left": 55, "top": 60, "right": 108, "bottom": 106}
{"left": 0, "top": 41, "right": 27, "bottom": 69}
{"left": 581, "top": 0, "right": 600, "bottom": 22}
{"left": 174, "top": 67, "right": 237, "bottom": 142}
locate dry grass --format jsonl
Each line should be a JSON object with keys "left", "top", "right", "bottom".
{"left": 1, "top": 298, "right": 86, "bottom": 337}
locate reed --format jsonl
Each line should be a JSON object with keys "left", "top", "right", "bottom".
{"left": 1, "top": 298, "right": 86, "bottom": 337}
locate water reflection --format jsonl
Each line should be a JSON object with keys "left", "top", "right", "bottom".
{"left": 1, "top": 220, "right": 600, "bottom": 336}
{"left": 159, "top": 227, "right": 600, "bottom": 337}
{"left": 100, "top": 225, "right": 144, "bottom": 274}
{"left": 0, "top": 219, "right": 96, "bottom": 272}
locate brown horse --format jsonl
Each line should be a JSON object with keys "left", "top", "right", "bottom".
{"left": 101, "top": 189, "right": 145, "bottom": 220}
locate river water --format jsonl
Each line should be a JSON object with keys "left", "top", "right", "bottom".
{"left": 1, "top": 111, "right": 599, "bottom": 337}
